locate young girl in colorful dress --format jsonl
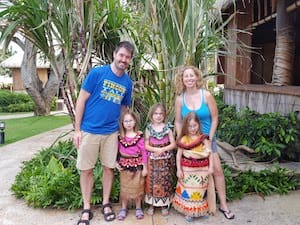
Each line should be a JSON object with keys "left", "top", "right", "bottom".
{"left": 116, "top": 110, "right": 148, "bottom": 221}
{"left": 144, "top": 103, "right": 176, "bottom": 216}
{"left": 172, "top": 112, "right": 215, "bottom": 222}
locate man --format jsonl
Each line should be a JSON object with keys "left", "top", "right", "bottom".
{"left": 73, "top": 41, "right": 134, "bottom": 224}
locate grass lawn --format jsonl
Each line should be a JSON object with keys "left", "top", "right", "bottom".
{"left": 0, "top": 115, "right": 72, "bottom": 145}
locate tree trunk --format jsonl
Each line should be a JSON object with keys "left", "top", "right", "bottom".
{"left": 21, "top": 39, "right": 59, "bottom": 116}
{"left": 271, "top": 0, "right": 295, "bottom": 86}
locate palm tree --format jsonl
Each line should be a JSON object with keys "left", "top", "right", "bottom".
{"left": 271, "top": 0, "right": 295, "bottom": 86}
{"left": 0, "top": 0, "right": 132, "bottom": 122}
{"left": 0, "top": 0, "right": 93, "bottom": 119}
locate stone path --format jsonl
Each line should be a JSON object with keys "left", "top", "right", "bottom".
{"left": 0, "top": 124, "right": 300, "bottom": 225}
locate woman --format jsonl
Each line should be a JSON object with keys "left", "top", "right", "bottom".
{"left": 174, "top": 65, "right": 235, "bottom": 220}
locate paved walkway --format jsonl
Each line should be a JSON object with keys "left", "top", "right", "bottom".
{"left": 0, "top": 124, "right": 300, "bottom": 225}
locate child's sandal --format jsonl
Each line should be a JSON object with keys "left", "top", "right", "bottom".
{"left": 147, "top": 206, "right": 154, "bottom": 216}
{"left": 184, "top": 215, "right": 194, "bottom": 222}
{"left": 161, "top": 206, "right": 169, "bottom": 216}
{"left": 135, "top": 208, "right": 144, "bottom": 220}
{"left": 117, "top": 208, "right": 128, "bottom": 220}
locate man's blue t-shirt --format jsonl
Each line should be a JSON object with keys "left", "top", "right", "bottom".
{"left": 80, "top": 65, "right": 133, "bottom": 134}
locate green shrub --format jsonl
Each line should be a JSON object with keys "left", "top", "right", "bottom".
{"left": 224, "top": 164, "right": 298, "bottom": 201}
{"left": 50, "top": 96, "right": 57, "bottom": 111}
{"left": 217, "top": 102, "right": 300, "bottom": 161}
{"left": 0, "top": 90, "right": 57, "bottom": 112}
{"left": 6, "top": 102, "right": 35, "bottom": 112}
{"left": 0, "top": 90, "right": 12, "bottom": 107}
{"left": 0, "top": 90, "right": 34, "bottom": 112}
{"left": 11, "top": 139, "right": 120, "bottom": 210}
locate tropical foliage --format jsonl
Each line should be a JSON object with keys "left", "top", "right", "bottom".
{"left": 11, "top": 138, "right": 298, "bottom": 210}
{"left": 0, "top": 0, "right": 82, "bottom": 116}
{"left": 11, "top": 140, "right": 120, "bottom": 209}
{"left": 127, "top": 0, "right": 234, "bottom": 126}
{"left": 0, "top": 49, "right": 11, "bottom": 77}
{"left": 1, "top": 0, "right": 236, "bottom": 126}
{"left": 217, "top": 101, "right": 300, "bottom": 162}
{"left": 0, "top": 0, "right": 133, "bottom": 119}
{"left": 224, "top": 164, "right": 298, "bottom": 200}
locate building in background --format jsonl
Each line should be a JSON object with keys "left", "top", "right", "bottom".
{"left": 218, "top": 0, "right": 300, "bottom": 115}
{"left": 0, "top": 53, "right": 50, "bottom": 92}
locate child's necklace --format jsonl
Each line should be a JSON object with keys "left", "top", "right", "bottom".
{"left": 119, "top": 131, "right": 143, "bottom": 147}
{"left": 177, "top": 134, "right": 208, "bottom": 150}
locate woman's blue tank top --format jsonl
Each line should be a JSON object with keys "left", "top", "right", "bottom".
{"left": 181, "top": 89, "right": 212, "bottom": 135}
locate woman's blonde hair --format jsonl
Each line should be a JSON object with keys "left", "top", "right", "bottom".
{"left": 175, "top": 65, "right": 203, "bottom": 95}
{"left": 119, "top": 109, "right": 139, "bottom": 138}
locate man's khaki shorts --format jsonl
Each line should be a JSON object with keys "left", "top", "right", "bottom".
{"left": 76, "top": 131, "right": 118, "bottom": 170}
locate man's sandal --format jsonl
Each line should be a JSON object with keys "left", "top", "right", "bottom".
{"left": 219, "top": 208, "right": 235, "bottom": 220}
{"left": 77, "top": 209, "right": 93, "bottom": 225}
{"left": 101, "top": 203, "right": 116, "bottom": 222}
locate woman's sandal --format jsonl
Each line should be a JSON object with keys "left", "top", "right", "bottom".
{"left": 161, "top": 206, "right": 169, "bottom": 216}
{"left": 101, "top": 203, "right": 116, "bottom": 222}
{"left": 77, "top": 209, "right": 93, "bottom": 225}
{"left": 219, "top": 208, "right": 235, "bottom": 220}
{"left": 135, "top": 208, "right": 144, "bottom": 220}
{"left": 117, "top": 208, "right": 128, "bottom": 221}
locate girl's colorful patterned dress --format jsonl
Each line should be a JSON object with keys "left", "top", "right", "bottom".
{"left": 144, "top": 123, "right": 175, "bottom": 207}
{"left": 172, "top": 134, "right": 215, "bottom": 217}
{"left": 118, "top": 132, "right": 147, "bottom": 200}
